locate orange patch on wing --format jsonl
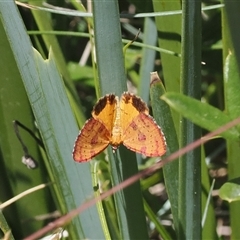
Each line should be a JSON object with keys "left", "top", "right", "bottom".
{"left": 73, "top": 92, "right": 167, "bottom": 162}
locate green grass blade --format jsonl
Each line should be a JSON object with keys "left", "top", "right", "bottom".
{"left": 0, "top": 212, "right": 14, "bottom": 240}
{"left": 143, "top": 198, "right": 172, "bottom": 239}
{"left": 224, "top": 1, "right": 240, "bottom": 71}
{"left": 0, "top": 2, "right": 105, "bottom": 238}
{"left": 138, "top": 18, "right": 157, "bottom": 102}
{"left": 223, "top": 24, "right": 240, "bottom": 238}
{"left": 28, "top": 1, "right": 76, "bottom": 92}
{"left": 32, "top": 49, "right": 105, "bottom": 238}
{"left": 92, "top": 1, "right": 126, "bottom": 96}
{"left": 92, "top": 0, "right": 148, "bottom": 239}
{"left": 0, "top": 7, "right": 54, "bottom": 238}
{"left": 201, "top": 149, "right": 218, "bottom": 239}
{"left": 162, "top": 92, "right": 239, "bottom": 140}
{"left": 224, "top": 52, "right": 240, "bottom": 122}
{"left": 179, "top": 1, "right": 202, "bottom": 238}
{"left": 152, "top": 1, "right": 182, "bottom": 134}
{"left": 150, "top": 72, "right": 179, "bottom": 232}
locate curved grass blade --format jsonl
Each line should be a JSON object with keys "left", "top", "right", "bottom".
{"left": 162, "top": 92, "right": 240, "bottom": 140}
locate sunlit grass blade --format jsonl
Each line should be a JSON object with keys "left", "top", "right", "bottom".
{"left": 150, "top": 72, "right": 179, "bottom": 231}
{"left": 0, "top": 1, "right": 105, "bottom": 238}
{"left": 138, "top": 18, "right": 157, "bottom": 102}
{"left": 162, "top": 92, "right": 239, "bottom": 140}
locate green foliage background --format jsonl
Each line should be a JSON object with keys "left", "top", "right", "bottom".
{"left": 1, "top": 0, "right": 240, "bottom": 239}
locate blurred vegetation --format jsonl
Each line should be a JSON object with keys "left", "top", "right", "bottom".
{"left": 0, "top": 0, "right": 240, "bottom": 239}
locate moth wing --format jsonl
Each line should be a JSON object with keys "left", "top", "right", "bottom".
{"left": 122, "top": 113, "right": 166, "bottom": 157}
{"left": 73, "top": 118, "right": 110, "bottom": 162}
{"left": 92, "top": 94, "right": 117, "bottom": 133}
{"left": 120, "top": 92, "right": 149, "bottom": 133}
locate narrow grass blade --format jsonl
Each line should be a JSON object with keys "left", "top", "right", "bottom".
{"left": 179, "top": 1, "right": 202, "bottom": 239}
{"left": 150, "top": 72, "right": 179, "bottom": 231}
{"left": 92, "top": 0, "right": 148, "bottom": 238}
{"left": 224, "top": 52, "right": 240, "bottom": 122}
{"left": 138, "top": 18, "right": 157, "bottom": 102}
{"left": 152, "top": 0, "right": 182, "bottom": 138}
{"left": 222, "top": 20, "right": 240, "bottom": 238}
